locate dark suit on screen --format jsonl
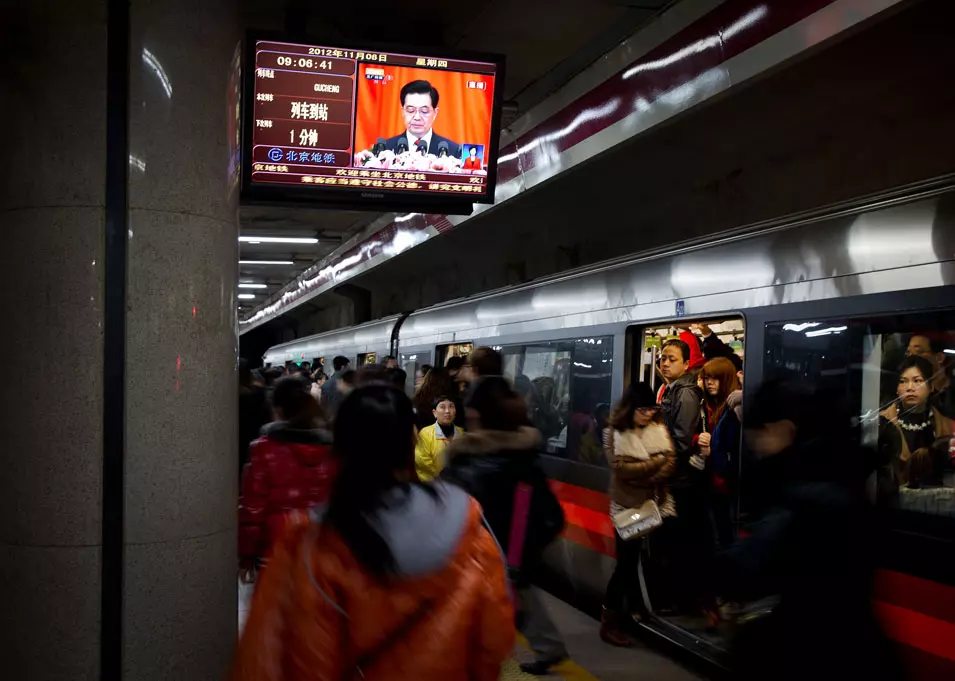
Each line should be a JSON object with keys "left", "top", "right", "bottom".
{"left": 384, "top": 132, "right": 461, "bottom": 159}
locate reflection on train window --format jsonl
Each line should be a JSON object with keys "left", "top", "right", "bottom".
{"left": 437, "top": 343, "right": 472, "bottom": 367}
{"left": 764, "top": 313, "right": 955, "bottom": 520}
{"left": 500, "top": 337, "right": 613, "bottom": 466}
{"left": 400, "top": 351, "right": 432, "bottom": 395}
{"left": 358, "top": 352, "right": 377, "bottom": 365}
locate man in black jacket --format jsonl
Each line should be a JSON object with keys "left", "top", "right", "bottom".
{"left": 660, "top": 339, "right": 704, "bottom": 478}
{"left": 657, "top": 338, "right": 714, "bottom": 616}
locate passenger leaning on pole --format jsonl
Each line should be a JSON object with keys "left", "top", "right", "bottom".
{"left": 231, "top": 383, "right": 514, "bottom": 681}
{"left": 441, "top": 375, "right": 568, "bottom": 676}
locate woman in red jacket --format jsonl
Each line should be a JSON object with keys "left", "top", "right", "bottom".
{"left": 239, "top": 376, "right": 335, "bottom": 575}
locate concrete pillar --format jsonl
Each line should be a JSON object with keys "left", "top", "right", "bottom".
{"left": 0, "top": 0, "right": 239, "bottom": 678}
{"left": 123, "top": 0, "right": 239, "bottom": 678}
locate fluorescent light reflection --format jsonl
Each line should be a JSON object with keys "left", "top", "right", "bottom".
{"left": 805, "top": 325, "right": 847, "bottom": 338}
{"left": 239, "top": 236, "right": 318, "bottom": 244}
{"left": 622, "top": 6, "right": 768, "bottom": 79}
{"left": 497, "top": 99, "right": 621, "bottom": 164}
{"left": 238, "top": 283, "right": 267, "bottom": 289}
{"left": 239, "top": 260, "right": 294, "bottom": 265}
{"left": 128, "top": 155, "right": 146, "bottom": 172}
{"left": 238, "top": 293, "right": 256, "bottom": 300}
{"left": 783, "top": 322, "right": 822, "bottom": 332}
{"left": 142, "top": 47, "right": 172, "bottom": 98}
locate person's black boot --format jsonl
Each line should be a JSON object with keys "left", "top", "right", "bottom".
{"left": 519, "top": 658, "right": 566, "bottom": 675}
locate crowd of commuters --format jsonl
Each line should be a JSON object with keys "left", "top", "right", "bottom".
{"left": 233, "top": 347, "right": 570, "bottom": 677}
{"left": 232, "top": 324, "right": 950, "bottom": 679}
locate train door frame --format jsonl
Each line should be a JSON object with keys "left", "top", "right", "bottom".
{"left": 621, "top": 313, "right": 748, "bottom": 654}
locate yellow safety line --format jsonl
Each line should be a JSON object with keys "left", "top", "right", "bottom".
{"left": 515, "top": 634, "right": 600, "bottom": 681}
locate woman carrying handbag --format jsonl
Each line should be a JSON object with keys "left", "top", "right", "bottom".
{"left": 600, "top": 383, "right": 676, "bottom": 647}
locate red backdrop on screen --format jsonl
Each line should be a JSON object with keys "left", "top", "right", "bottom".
{"left": 354, "top": 64, "right": 495, "bottom": 161}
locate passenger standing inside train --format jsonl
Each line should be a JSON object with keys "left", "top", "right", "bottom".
{"left": 695, "top": 323, "right": 743, "bottom": 371}
{"left": 600, "top": 383, "right": 676, "bottom": 647}
{"left": 907, "top": 333, "right": 955, "bottom": 418}
{"left": 231, "top": 384, "right": 515, "bottom": 681}
{"left": 238, "top": 377, "right": 334, "bottom": 578}
{"left": 383, "top": 355, "right": 399, "bottom": 370}
{"left": 657, "top": 338, "right": 710, "bottom": 617}
{"left": 415, "top": 396, "right": 463, "bottom": 481}
{"left": 412, "top": 367, "right": 457, "bottom": 432}
{"left": 320, "top": 355, "right": 350, "bottom": 421}
{"left": 700, "top": 358, "right": 741, "bottom": 548}
{"left": 441, "top": 377, "right": 567, "bottom": 676}
{"left": 879, "top": 355, "right": 954, "bottom": 492}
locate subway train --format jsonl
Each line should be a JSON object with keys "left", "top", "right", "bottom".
{"left": 262, "top": 179, "right": 955, "bottom": 677}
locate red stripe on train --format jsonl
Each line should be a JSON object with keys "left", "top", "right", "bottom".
{"left": 874, "top": 569, "right": 955, "bottom": 625}
{"left": 549, "top": 480, "right": 610, "bottom": 514}
{"left": 874, "top": 601, "right": 955, "bottom": 662}
{"left": 551, "top": 479, "right": 955, "bottom": 670}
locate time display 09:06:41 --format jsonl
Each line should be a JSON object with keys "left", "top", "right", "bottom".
{"left": 274, "top": 56, "right": 333, "bottom": 70}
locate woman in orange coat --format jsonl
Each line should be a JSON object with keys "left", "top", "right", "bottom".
{"left": 231, "top": 383, "right": 515, "bottom": 681}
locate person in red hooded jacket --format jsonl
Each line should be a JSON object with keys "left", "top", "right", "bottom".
{"left": 239, "top": 376, "right": 335, "bottom": 576}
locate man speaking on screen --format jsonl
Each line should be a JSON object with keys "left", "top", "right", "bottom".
{"left": 384, "top": 80, "right": 461, "bottom": 158}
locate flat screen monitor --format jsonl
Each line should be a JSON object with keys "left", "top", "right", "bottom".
{"left": 241, "top": 32, "right": 505, "bottom": 212}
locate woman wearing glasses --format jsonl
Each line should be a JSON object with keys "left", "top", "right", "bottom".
{"left": 600, "top": 383, "right": 675, "bottom": 647}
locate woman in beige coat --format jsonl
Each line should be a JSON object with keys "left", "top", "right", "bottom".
{"left": 601, "top": 382, "right": 676, "bottom": 646}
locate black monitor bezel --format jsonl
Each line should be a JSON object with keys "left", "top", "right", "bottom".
{"left": 240, "top": 29, "right": 506, "bottom": 213}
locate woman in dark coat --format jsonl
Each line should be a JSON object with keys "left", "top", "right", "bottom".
{"left": 441, "top": 377, "right": 566, "bottom": 676}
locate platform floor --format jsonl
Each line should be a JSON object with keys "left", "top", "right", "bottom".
{"left": 507, "top": 589, "right": 707, "bottom": 681}
{"left": 239, "top": 582, "right": 708, "bottom": 680}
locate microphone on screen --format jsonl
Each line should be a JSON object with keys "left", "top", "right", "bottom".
{"left": 396, "top": 138, "right": 408, "bottom": 154}
{"left": 415, "top": 138, "right": 428, "bottom": 156}
{"left": 436, "top": 140, "right": 449, "bottom": 158}
{"left": 371, "top": 137, "right": 386, "bottom": 157}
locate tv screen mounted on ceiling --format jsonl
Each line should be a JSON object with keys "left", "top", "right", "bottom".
{"left": 240, "top": 31, "right": 506, "bottom": 214}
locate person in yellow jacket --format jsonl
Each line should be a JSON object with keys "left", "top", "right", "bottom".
{"left": 415, "top": 396, "right": 463, "bottom": 481}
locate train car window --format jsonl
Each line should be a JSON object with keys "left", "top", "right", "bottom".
{"left": 436, "top": 342, "right": 473, "bottom": 367}
{"left": 357, "top": 352, "right": 377, "bottom": 365}
{"left": 500, "top": 336, "right": 613, "bottom": 466}
{"left": 400, "top": 351, "right": 432, "bottom": 394}
{"left": 856, "top": 315, "right": 955, "bottom": 522}
{"left": 763, "top": 312, "right": 955, "bottom": 523}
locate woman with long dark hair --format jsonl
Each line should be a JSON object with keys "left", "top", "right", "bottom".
{"left": 412, "top": 366, "right": 458, "bottom": 431}
{"left": 231, "top": 384, "right": 514, "bottom": 681}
